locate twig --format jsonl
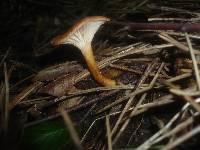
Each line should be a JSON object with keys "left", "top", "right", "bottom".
{"left": 157, "top": 31, "right": 200, "bottom": 39}
{"left": 107, "top": 22, "right": 200, "bottom": 33}
{"left": 59, "top": 108, "right": 83, "bottom": 150}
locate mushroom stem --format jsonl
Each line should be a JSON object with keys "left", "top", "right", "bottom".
{"left": 82, "top": 43, "right": 116, "bottom": 86}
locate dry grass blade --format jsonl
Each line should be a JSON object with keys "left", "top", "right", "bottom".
{"left": 183, "top": 95, "right": 200, "bottom": 113}
{"left": 136, "top": 98, "right": 200, "bottom": 150}
{"left": 164, "top": 80, "right": 200, "bottom": 114}
{"left": 161, "top": 125, "right": 200, "bottom": 150}
{"left": 67, "top": 85, "right": 134, "bottom": 95}
{"left": 25, "top": 90, "right": 119, "bottom": 127}
{"left": 109, "top": 95, "right": 174, "bottom": 119}
{"left": 148, "top": 17, "right": 200, "bottom": 22}
{"left": 111, "top": 62, "right": 156, "bottom": 138}
{"left": 154, "top": 112, "right": 199, "bottom": 144}
{"left": 11, "top": 74, "right": 35, "bottom": 89}
{"left": 109, "top": 63, "right": 169, "bottom": 78}
{"left": 98, "top": 72, "right": 191, "bottom": 115}
{"left": 19, "top": 96, "right": 52, "bottom": 105}
{"left": 185, "top": 32, "right": 200, "bottom": 90}
{"left": 51, "top": 85, "right": 134, "bottom": 104}
{"left": 166, "top": 73, "right": 191, "bottom": 83}
{"left": 170, "top": 88, "right": 200, "bottom": 96}
{"left": 106, "top": 115, "right": 113, "bottom": 150}
{"left": 113, "top": 93, "right": 147, "bottom": 145}
{"left": 3, "top": 63, "right": 9, "bottom": 135}
{"left": 81, "top": 96, "right": 175, "bottom": 145}
{"left": 96, "top": 86, "right": 151, "bottom": 114}
{"left": 0, "top": 48, "right": 10, "bottom": 67}
{"left": 149, "top": 5, "right": 200, "bottom": 16}
{"left": 81, "top": 118, "right": 99, "bottom": 143}
{"left": 113, "top": 62, "right": 165, "bottom": 144}
{"left": 159, "top": 33, "right": 200, "bottom": 55}
{"left": 9, "top": 81, "right": 43, "bottom": 110}
{"left": 40, "top": 85, "right": 131, "bottom": 107}
{"left": 59, "top": 107, "right": 83, "bottom": 150}
{"left": 136, "top": 112, "right": 179, "bottom": 150}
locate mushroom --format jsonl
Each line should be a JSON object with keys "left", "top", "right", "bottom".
{"left": 51, "top": 16, "right": 116, "bottom": 86}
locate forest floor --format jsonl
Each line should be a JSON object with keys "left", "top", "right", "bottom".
{"left": 1, "top": 0, "right": 200, "bottom": 149}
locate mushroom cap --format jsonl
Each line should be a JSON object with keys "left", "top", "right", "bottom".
{"left": 51, "top": 16, "right": 110, "bottom": 50}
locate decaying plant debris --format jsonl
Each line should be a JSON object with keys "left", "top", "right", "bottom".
{"left": 1, "top": 0, "right": 200, "bottom": 149}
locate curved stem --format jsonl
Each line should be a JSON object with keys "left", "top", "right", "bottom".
{"left": 81, "top": 44, "right": 116, "bottom": 86}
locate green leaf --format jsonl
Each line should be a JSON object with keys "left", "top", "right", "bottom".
{"left": 22, "top": 120, "right": 73, "bottom": 150}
